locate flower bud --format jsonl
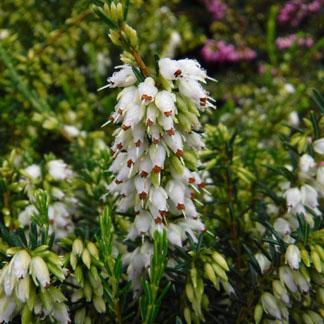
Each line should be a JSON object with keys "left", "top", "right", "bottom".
{"left": 313, "top": 138, "right": 324, "bottom": 155}
{"left": 82, "top": 248, "right": 91, "bottom": 269}
{"left": 254, "top": 304, "right": 263, "bottom": 324}
{"left": 16, "top": 276, "right": 30, "bottom": 302}
{"left": 272, "top": 280, "right": 290, "bottom": 304}
{"left": 204, "top": 263, "right": 217, "bottom": 286}
{"left": 93, "top": 295, "right": 106, "bottom": 313}
{"left": 279, "top": 266, "right": 298, "bottom": 293}
{"left": 254, "top": 253, "right": 271, "bottom": 274}
{"left": 211, "top": 251, "right": 229, "bottom": 271}
{"left": 311, "top": 250, "right": 322, "bottom": 273}
{"left": 87, "top": 242, "right": 99, "bottom": 260}
{"left": 72, "top": 239, "right": 84, "bottom": 257}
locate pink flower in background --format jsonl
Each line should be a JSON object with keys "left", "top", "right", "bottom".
{"left": 203, "top": 0, "right": 228, "bottom": 20}
{"left": 278, "top": 0, "right": 323, "bottom": 27}
{"left": 276, "top": 34, "right": 314, "bottom": 50}
{"left": 201, "top": 40, "right": 256, "bottom": 63}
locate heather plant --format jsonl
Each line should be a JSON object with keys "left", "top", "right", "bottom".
{"left": 0, "top": 0, "right": 323, "bottom": 323}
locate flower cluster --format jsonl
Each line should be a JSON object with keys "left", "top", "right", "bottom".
{"left": 18, "top": 159, "right": 77, "bottom": 240}
{"left": 201, "top": 40, "right": 256, "bottom": 64}
{"left": 102, "top": 58, "right": 214, "bottom": 289}
{"left": 276, "top": 34, "right": 314, "bottom": 50}
{"left": 0, "top": 248, "right": 68, "bottom": 323}
{"left": 203, "top": 0, "right": 228, "bottom": 21}
{"left": 278, "top": 0, "right": 323, "bottom": 27}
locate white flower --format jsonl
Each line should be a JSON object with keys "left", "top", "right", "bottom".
{"left": 138, "top": 77, "right": 158, "bottom": 105}
{"left": 135, "top": 176, "right": 151, "bottom": 200}
{"left": 299, "top": 154, "right": 315, "bottom": 174}
{"left": 285, "top": 245, "right": 301, "bottom": 270}
{"left": 52, "top": 303, "right": 70, "bottom": 324}
{"left": 149, "top": 187, "right": 168, "bottom": 215}
{"left": 16, "top": 276, "right": 30, "bottom": 302}
{"left": 99, "top": 65, "right": 136, "bottom": 90}
{"left": 313, "top": 138, "right": 324, "bottom": 155}
{"left": 149, "top": 144, "right": 166, "bottom": 173}
{"left": 261, "top": 292, "right": 282, "bottom": 320}
{"left": 155, "top": 90, "right": 176, "bottom": 116}
{"left": 30, "top": 256, "right": 50, "bottom": 288}
{"left": 134, "top": 211, "right": 152, "bottom": 234}
{"left": 301, "top": 184, "right": 318, "bottom": 209}
{"left": 178, "top": 58, "right": 213, "bottom": 82}
{"left": 316, "top": 166, "right": 324, "bottom": 187}
{"left": 164, "top": 131, "right": 183, "bottom": 157}
{"left": 255, "top": 253, "right": 271, "bottom": 274}
{"left": 24, "top": 164, "right": 41, "bottom": 179}
{"left": 279, "top": 266, "right": 298, "bottom": 293}
{"left": 122, "top": 104, "right": 144, "bottom": 129}
{"left": 63, "top": 125, "right": 80, "bottom": 137}
{"left": 11, "top": 250, "right": 31, "bottom": 279}
{"left": 18, "top": 205, "right": 37, "bottom": 227}
{"left": 146, "top": 104, "right": 159, "bottom": 126}
{"left": 288, "top": 111, "right": 299, "bottom": 126}
{"left": 284, "top": 187, "right": 303, "bottom": 214}
{"left": 273, "top": 218, "right": 291, "bottom": 236}
{"left": 167, "top": 224, "right": 183, "bottom": 246}
{"left": 0, "top": 297, "right": 16, "bottom": 323}
{"left": 292, "top": 271, "right": 309, "bottom": 294}
{"left": 166, "top": 180, "right": 185, "bottom": 210}
{"left": 158, "top": 58, "right": 182, "bottom": 80}
{"left": 284, "top": 83, "right": 295, "bottom": 94}
{"left": 47, "top": 160, "right": 73, "bottom": 180}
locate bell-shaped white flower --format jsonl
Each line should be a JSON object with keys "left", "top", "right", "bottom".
{"left": 273, "top": 217, "right": 291, "bottom": 236}
{"left": 284, "top": 187, "right": 303, "bottom": 213}
{"left": 138, "top": 77, "right": 158, "bottom": 105}
{"left": 285, "top": 245, "right": 301, "bottom": 270}
{"left": 313, "top": 138, "right": 324, "bottom": 155}
{"left": 166, "top": 180, "right": 186, "bottom": 210}
{"left": 167, "top": 223, "right": 183, "bottom": 247}
{"left": 149, "top": 187, "right": 168, "bottom": 215}
{"left": 178, "top": 58, "right": 212, "bottom": 82}
{"left": 279, "top": 266, "right": 298, "bottom": 293}
{"left": 122, "top": 104, "right": 144, "bottom": 130}
{"left": 155, "top": 90, "right": 176, "bottom": 116}
{"left": 16, "top": 276, "right": 30, "bottom": 302}
{"left": 0, "top": 297, "right": 16, "bottom": 323}
{"left": 164, "top": 131, "right": 183, "bottom": 157}
{"left": 158, "top": 58, "right": 182, "bottom": 80}
{"left": 99, "top": 65, "right": 136, "bottom": 89}
{"left": 255, "top": 253, "right": 271, "bottom": 274}
{"left": 146, "top": 104, "right": 159, "bottom": 126}
{"left": 47, "top": 160, "right": 73, "bottom": 181}
{"left": 29, "top": 256, "right": 50, "bottom": 288}
{"left": 299, "top": 154, "right": 315, "bottom": 174}
{"left": 116, "top": 86, "right": 138, "bottom": 114}
{"left": 134, "top": 211, "right": 152, "bottom": 234}
{"left": 139, "top": 157, "right": 153, "bottom": 177}
{"left": 135, "top": 176, "right": 151, "bottom": 200}
{"left": 149, "top": 144, "right": 166, "bottom": 173}
{"left": 161, "top": 115, "right": 175, "bottom": 136}
{"left": 24, "top": 164, "right": 41, "bottom": 180}
{"left": 301, "top": 184, "right": 318, "bottom": 209}
{"left": 18, "top": 205, "right": 37, "bottom": 227}
{"left": 292, "top": 271, "right": 309, "bottom": 294}
{"left": 186, "top": 132, "right": 205, "bottom": 150}
{"left": 11, "top": 250, "right": 31, "bottom": 279}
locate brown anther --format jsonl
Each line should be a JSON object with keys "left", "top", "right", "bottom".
{"left": 159, "top": 210, "right": 167, "bottom": 217}
{"left": 155, "top": 217, "right": 163, "bottom": 224}
{"left": 146, "top": 119, "right": 154, "bottom": 126}
{"left": 152, "top": 165, "right": 161, "bottom": 173}
{"left": 139, "top": 192, "right": 148, "bottom": 200}
{"left": 174, "top": 69, "right": 182, "bottom": 78}
{"left": 108, "top": 115, "right": 114, "bottom": 121}
{"left": 167, "top": 128, "right": 175, "bottom": 136}
{"left": 141, "top": 94, "right": 153, "bottom": 102}
{"left": 127, "top": 160, "right": 134, "bottom": 168}
{"left": 176, "top": 149, "right": 183, "bottom": 157}
{"left": 135, "top": 140, "right": 142, "bottom": 147}
{"left": 118, "top": 108, "right": 123, "bottom": 114}
{"left": 49, "top": 219, "right": 54, "bottom": 225}
{"left": 177, "top": 203, "right": 185, "bottom": 210}
{"left": 191, "top": 192, "right": 197, "bottom": 199}
{"left": 140, "top": 170, "right": 149, "bottom": 177}
{"left": 122, "top": 124, "right": 130, "bottom": 131}
{"left": 115, "top": 179, "right": 123, "bottom": 184}
{"left": 200, "top": 97, "right": 207, "bottom": 106}
{"left": 152, "top": 138, "right": 160, "bottom": 144}
{"left": 164, "top": 111, "right": 173, "bottom": 117}
{"left": 188, "top": 177, "right": 196, "bottom": 184}
{"left": 117, "top": 143, "right": 123, "bottom": 150}
{"left": 198, "top": 182, "right": 206, "bottom": 189}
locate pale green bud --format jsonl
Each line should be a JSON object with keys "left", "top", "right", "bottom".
{"left": 72, "top": 239, "right": 84, "bottom": 257}
{"left": 71, "top": 289, "right": 84, "bottom": 303}
{"left": 86, "top": 242, "right": 99, "bottom": 259}
{"left": 311, "top": 250, "right": 322, "bottom": 273}
{"left": 302, "top": 313, "right": 314, "bottom": 324}
{"left": 70, "top": 253, "right": 77, "bottom": 270}
{"left": 183, "top": 307, "right": 191, "bottom": 324}
{"left": 82, "top": 248, "right": 91, "bottom": 269}
{"left": 315, "top": 245, "right": 324, "bottom": 261}
{"left": 109, "top": 31, "right": 122, "bottom": 46}
{"left": 84, "top": 282, "right": 92, "bottom": 302}
{"left": 30, "top": 256, "right": 50, "bottom": 288}
{"left": 43, "top": 116, "right": 60, "bottom": 130}
{"left": 272, "top": 280, "right": 289, "bottom": 304}
{"left": 190, "top": 267, "right": 198, "bottom": 288}
{"left": 74, "top": 308, "right": 86, "bottom": 324}
{"left": 300, "top": 248, "right": 311, "bottom": 267}
{"left": 204, "top": 263, "right": 217, "bottom": 286}
{"left": 261, "top": 292, "right": 281, "bottom": 320}
{"left": 211, "top": 262, "right": 228, "bottom": 281}
{"left": 308, "top": 310, "right": 323, "bottom": 324}
{"left": 93, "top": 295, "right": 106, "bottom": 313}
{"left": 185, "top": 282, "right": 194, "bottom": 303}
{"left": 254, "top": 304, "right": 263, "bottom": 324}
{"left": 211, "top": 251, "right": 229, "bottom": 271}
